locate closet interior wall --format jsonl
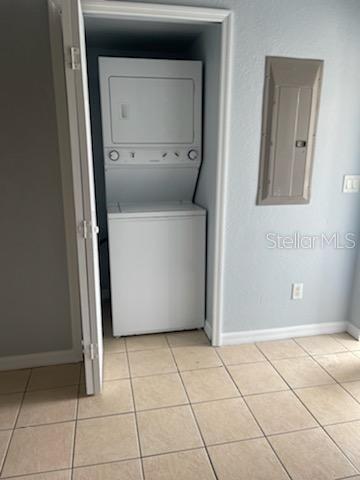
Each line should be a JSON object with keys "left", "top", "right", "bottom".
{"left": 85, "top": 17, "right": 221, "bottom": 333}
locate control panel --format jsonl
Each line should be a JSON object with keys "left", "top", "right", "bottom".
{"left": 104, "top": 147, "right": 201, "bottom": 167}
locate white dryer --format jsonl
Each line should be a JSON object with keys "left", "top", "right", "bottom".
{"left": 99, "top": 57, "right": 202, "bottom": 204}
{"left": 99, "top": 57, "right": 206, "bottom": 336}
{"left": 108, "top": 202, "right": 206, "bottom": 336}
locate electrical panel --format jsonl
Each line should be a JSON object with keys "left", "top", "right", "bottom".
{"left": 257, "top": 56, "right": 323, "bottom": 205}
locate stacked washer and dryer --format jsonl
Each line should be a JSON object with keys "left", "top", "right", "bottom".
{"left": 99, "top": 57, "right": 206, "bottom": 337}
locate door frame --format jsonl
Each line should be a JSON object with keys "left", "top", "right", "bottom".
{"left": 80, "top": 0, "right": 233, "bottom": 347}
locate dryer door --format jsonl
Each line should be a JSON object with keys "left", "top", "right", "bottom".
{"left": 109, "top": 76, "right": 195, "bottom": 144}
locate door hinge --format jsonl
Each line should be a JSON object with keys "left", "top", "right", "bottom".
{"left": 70, "top": 47, "right": 80, "bottom": 70}
{"left": 79, "top": 220, "right": 99, "bottom": 239}
{"left": 80, "top": 220, "right": 88, "bottom": 239}
{"left": 82, "top": 341, "right": 98, "bottom": 361}
{"left": 89, "top": 343, "right": 96, "bottom": 360}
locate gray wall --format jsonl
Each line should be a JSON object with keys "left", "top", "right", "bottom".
{"left": 2, "top": 0, "right": 360, "bottom": 360}
{"left": 129, "top": 0, "right": 360, "bottom": 333}
{"left": 0, "top": 0, "right": 74, "bottom": 356}
{"left": 220, "top": 0, "right": 360, "bottom": 332}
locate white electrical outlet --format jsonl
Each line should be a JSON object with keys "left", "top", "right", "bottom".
{"left": 291, "top": 283, "right": 303, "bottom": 300}
{"left": 343, "top": 175, "right": 360, "bottom": 193}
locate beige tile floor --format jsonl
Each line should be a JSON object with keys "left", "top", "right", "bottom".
{"left": 2, "top": 332, "right": 360, "bottom": 479}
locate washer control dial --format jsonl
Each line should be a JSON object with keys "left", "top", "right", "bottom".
{"left": 108, "top": 150, "right": 120, "bottom": 161}
{"left": 187, "top": 149, "right": 199, "bottom": 161}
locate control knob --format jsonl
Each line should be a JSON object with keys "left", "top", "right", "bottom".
{"left": 108, "top": 150, "right": 120, "bottom": 161}
{"left": 187, "top": 149, "right": 199, "bottom": 161}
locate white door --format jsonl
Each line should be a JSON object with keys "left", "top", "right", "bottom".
{"left": 48, "top": 0, "right": 103, "bottom": 394}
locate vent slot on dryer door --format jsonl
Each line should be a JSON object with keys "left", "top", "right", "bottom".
{"left": 257, "top": 56, "right": 323, "bottom": 205}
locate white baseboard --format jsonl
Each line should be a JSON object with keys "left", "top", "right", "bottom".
{"left": 2, "top": 321, "right": 358, "bottom": 370}
{"left": 0, "top": 348, "right": 82, "bottom": 371}
{"left": 221, "top": 321, "right": 349, "bottom": 346}
{"left": 347, "top": 323, "right": 360, "bottom": 341}
{"left": 204, "top": 320, "right": 212, "bottom": 341}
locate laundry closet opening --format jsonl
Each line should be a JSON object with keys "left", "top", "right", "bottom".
{"left": 84, "top": 14, "right": 222, "bottom": 342}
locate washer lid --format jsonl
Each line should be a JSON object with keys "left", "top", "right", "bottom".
{"left": 107, "top": 201, "right": 206, "bottom": 219}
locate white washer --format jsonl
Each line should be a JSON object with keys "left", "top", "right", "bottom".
{"left": 99, "top": 58, "right": 206, "bottom": 336}
{"left": 108, "top": 202, "right": 206, "bottom": 336}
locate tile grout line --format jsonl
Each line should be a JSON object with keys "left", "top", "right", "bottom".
{"left": 2, "top": 333, "right": 360, "bottom": 478}
{"left": 11, "top": 385, "right": 80, "bottom": 431}
{"left": 12, "top": 380, "right": 360, "bottom": 432}
{"left": 130, "top": 364, "right": 223, "bottom": 378}
{"left": 23, "top": 363, "right": 82, "bottom": 393}
{"left": 1, "top": 467, "right": 72, "bottom": 480}
{"left": 11, "top": 417, "right": 83, "bottom": 431}
{"left": 124, "top": 339, "right": 146, "bottom": 480}
{"left": 307, "top": 351, "right": 360, "bottom": 406}
{"left": 0, "top": 368, "right": 32, "bottom": 477}
{"left": 322, "top": 418, "right": 360, "bottom": 429}
{"left": 111, "top": 332, "right": 210, "bottom": 355}
{"left": 328, "top": 333, "right": 360, "bottom": 351}
{"left": 340, "top": 378, "right": 360, "bottom": 386}
{"left": 70, "top": 364, "right": 83, "bottom": 480}
{"left": 6, "top": 373, "right": 353, "bottom": 432}
{"left": 71, "top": 454, "right": 141, "bottom": 473}
{"left": 139, "top": 438, "right": 260, "bottom": 458}
{"left": 7, "top": 429, "right": 359, "bottom": 480}
{"left": 165, "top": 334, "right": 220, "bottom": 480}
{"left": 264, "top": 425, "right": 321, "bottom": 439}
{"left": 336, "top": 384, "right": 360, "bottom": 407}
{"left": 257, "top": 338, "right": 360, "bottom": 476}
{"left": 211, "top": 346, "right": 295, "bottom": 480}
{"left": 108, "top": 334, "right": 360, "bottom": 470}
{"left": 104, "top": 344, "right": 345, "bottom": 378}
{"left": 23, "top": 381, "right": 81, "bottom": 395}
{"left": 309, "top": 350, "right": 360, "bottom": 358}
{"left": 293, "top": 336, "right": 360, "bottom": 401}
{"left": 243, "top": 345, "right": 325, "bottom": 439}
{"left": 0, "top": 364, "right": 83, "bottom": 397}
{"left": 0, "top": 362, "right": 84, "bottom": 397}
{"left": 303, "top": 345, "right": 360, "bottom": 474}
{"left": 265, "top": 340, "right": 360, "bottom": 475}
{"left": 243, "top": 396, "right": 294, "bottom": 479}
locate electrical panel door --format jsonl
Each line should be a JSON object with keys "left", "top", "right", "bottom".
{"left": 257, "top": 56, "right": 323, "bottom": 205}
